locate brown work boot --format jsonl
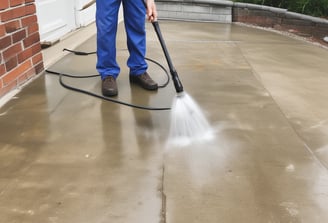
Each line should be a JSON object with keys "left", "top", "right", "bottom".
{"left": 102, "top": 76, "right": 118, "bottom": 97}
{"left": 129, "top": 72, "right": 158, "bottom": 90}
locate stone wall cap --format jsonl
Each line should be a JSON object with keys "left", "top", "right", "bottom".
{"left": 286, "top": 11, "right": 328, "bottom": 24}
{"left": 156, "top": 0, "right": 233, "bottom": 6}
{"left": 233, "top": 2, "right": 287, "bottom": 13}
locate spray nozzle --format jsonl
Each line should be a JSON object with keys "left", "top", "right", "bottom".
{"left": 171, "top": 70, "right": 184, "bottom": 93}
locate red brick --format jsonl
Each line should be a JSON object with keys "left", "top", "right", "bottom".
{"left": 31, "top": 41, "right": 41, "bottom": 54}
{"left": 32, "top": 52, "right": 42, "bottom": 65}
{"left": 23, "top": 32, "right": 39, "bottom": 48}
{"left": 32, "top": 52, "right": 43, "bottom": 65}
{"left": 21, "top": 14, "right": 37, "bottom": 26}
{"left": 0, "top": 24, "right": 5, "bottom": 37}
{"left": 0, "top": 64, "right": 5, "bottom": 76}
{"left": 34, "top": 61, "right": 43, "bottom": 74}
{"left": 18, "top": 66, "right": 35, "bottom": 84}
{"left": 1, "top": 5, "right": 26, "bottom": 22}
{"left": 3, "top": 59, "right": 32, "bottom": 85}
{"left": 5, "top": 20, "right": 21, "bottom": 33}
{"left": 17, "top": 46, "right": 32, "bottom": 63}
{"left": 25, "top": 4, "right": 36, "bottom": 15}
{"left": 17, "top": 72, "right": 28, "bottom": 84}
{"left": 0, "top": 36, "right": 12, "bottom": 50}
{"left": 5, "top": 56, "right": 18, "bottom": 71}
{"left": 25, "top": 0, "right": 34, "bottom": 3}
{"left": 0, "top": 1, "right": 9, "bottom": 10}
{"left": 26, "top": 66, "right": 36, "bottom": 78}
{"left": 3, "top": 43, "right": 22, "bottom": 61}
{"left": 0, "top": 80, "right": 17, "bottom": 97}
{"left": 17, "top": 73, "right": 26, "bottom": 84}
{"left": 12, "top": 29, "right": 26, "bottom": 43}
{"left": 27, "top": 22, "right": 38, "bottom": 35}
{"left": 10, "top": 0, "right": 25, "bottom": 7}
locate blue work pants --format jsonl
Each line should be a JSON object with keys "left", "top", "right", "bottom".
{"left": 96, "top": 0, "right": 148, "bottom": 79}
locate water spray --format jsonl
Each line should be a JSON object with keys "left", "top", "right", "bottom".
{"left": 150, "top": 20, "right": 213, "bottom": 146}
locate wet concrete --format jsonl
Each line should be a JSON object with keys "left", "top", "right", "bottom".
{"left": 1, "top": 21, "right": 328, "bottom": 222}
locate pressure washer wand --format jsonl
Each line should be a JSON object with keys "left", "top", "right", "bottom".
{"left": 151, "top": 21, "right": 184, "bottom": 93}
{"left": 143, "top": 0, "right": 183, "bottom": 93}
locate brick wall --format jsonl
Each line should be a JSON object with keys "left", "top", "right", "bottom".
{"left": 232, "top": 3, "right": 328, "bottom": 46}
{"left": 0, "top": 0, "right": 44, "bottom": 98}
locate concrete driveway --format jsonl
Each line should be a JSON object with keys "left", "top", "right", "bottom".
{"left": 1, "top": 20, "right": 328, "bottom": 223}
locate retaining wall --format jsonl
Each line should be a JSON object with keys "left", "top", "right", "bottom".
{"left": 232, "top": 3, "right": 328, "bottom": 45}
{"left": 156, "top": 0, "right": 233, "bottom": 22}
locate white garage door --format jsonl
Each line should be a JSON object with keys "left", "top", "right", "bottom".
{"left": 35, "top": 0, "right": 96, "bottom": 43}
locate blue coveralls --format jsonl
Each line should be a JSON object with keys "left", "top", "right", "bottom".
{"left": 96, "top": 0, "right": 148, "bottom": 80}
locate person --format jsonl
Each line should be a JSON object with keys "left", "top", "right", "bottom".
{"left": 96, "top": 0, "right": 158, "bottom": 97}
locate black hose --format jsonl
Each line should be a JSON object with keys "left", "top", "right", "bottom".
{"left": 63, "top": 48, "right": 96, "bottom": 55}
{"left": 46, "top": 49, "right": 171, "bottom": 111}
{"left": 62, "top": 48, "right": 170, "bottom": 88}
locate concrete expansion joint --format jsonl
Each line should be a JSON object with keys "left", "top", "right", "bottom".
{"left": 160, "top": 165, "right": 167, "bottom": 223}
{"left": 161, "top": 192, "right": 167, "bottom": 223}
